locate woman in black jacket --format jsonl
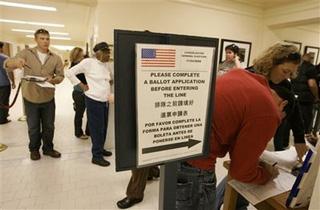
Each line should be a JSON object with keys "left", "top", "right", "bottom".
{"left": 69, "top": 47, "right": 89, "bottom": 139}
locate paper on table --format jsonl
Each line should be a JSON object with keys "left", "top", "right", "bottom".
{"left": 228, "top": 170, "right": 296, "bottom": 205}
{"left": 260, "top": 146, "right": 299, "bottom": 172}
{"left": 36, "top": 82, "right": 55, "bottom": 89}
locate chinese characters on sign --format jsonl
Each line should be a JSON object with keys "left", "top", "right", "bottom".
{"left": 136, "top": 44, "right": 215, "bottom": 167}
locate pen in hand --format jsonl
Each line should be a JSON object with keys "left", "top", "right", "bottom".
{"left": 272, "top": 162, "right": 278, "bottom": 167}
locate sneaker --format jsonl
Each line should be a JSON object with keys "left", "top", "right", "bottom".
{"left": 92, "top": 158, "right": 110, "bottom": 167}
{"left": 30, "top": 151, "right": 41, "bottom": 160}
{"left": 43, "top": 150, "right": 61, "bottom": 158}
{"left": 102, "top": 149, "right": 112, "bottom": 157}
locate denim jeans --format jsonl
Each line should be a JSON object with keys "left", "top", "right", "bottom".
{"left": 24, "top": 98, "right": 55, "bottom": 152}
{"left": 72, "top": 90, "right": 89, "bottom": 137}
{"left": 176, "top": 162, "right": 216, "bottom": 210}
{"left": 215, "top": 176, "right": 249, "bottom": 210}
{"left": 85, "top": 96, "right": 109, "bottom": 160}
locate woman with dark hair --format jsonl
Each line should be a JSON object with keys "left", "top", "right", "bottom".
{"left": 69, "top": 47, "right": 89, "bottom": 139}
{"left": 218, "top": 44, "right": 242, "bottom": 76}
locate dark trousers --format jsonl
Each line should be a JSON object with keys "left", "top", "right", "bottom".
{"left": 273, "top": 119, "right": 290, "bottom": 151}
{"left": 72, "top": 90, "right": 89, "bottom": 137}
{"left": 176, "top": 162, "right": 216, "bottom": 210}
{"left": 126, "top": 166, "right": 160, "bottom": 199}
{"left": 24, "top": 98, "right": 55, "bottom": 152}
{"left": 0, "top": 85, "right": 11, "bottom": 123}
{"left": 311, "top": 104, "right": 320, "bottom": 134}
{"left": 300, "top": 103, "right": 314, "bottom": 133}
{"left": 85, "top": 96, "right": 108, "bottom": 160}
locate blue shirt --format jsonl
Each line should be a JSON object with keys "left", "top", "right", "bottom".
{"left": 0, "top": 54, "right": 10, "bottom": 87}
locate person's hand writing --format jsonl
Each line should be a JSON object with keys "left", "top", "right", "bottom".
{"left": 261, "top": 161, "right": 279, "bottom": 180}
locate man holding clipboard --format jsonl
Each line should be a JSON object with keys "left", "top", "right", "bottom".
{"left": 4, "top": 29, "right": 64, "bottom": 160}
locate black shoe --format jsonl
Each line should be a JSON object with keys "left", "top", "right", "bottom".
{"left": 92, "top": 158, "right": 110, "bottom": 167}
{"left": 102, "top": 149, "right": 112, "bottom": 157}
{"left": 0, "top": 119, "right": 11, "bottom": 124}
{"left": 117, "top": 197, "right": 143, "bottom": 209}
{"left": 43, "top": 150, "right": 61, "bottom": 158}
{"left": 30, "top": 151, "right": 41, "bottom": 160}
{"left": 148, "top": 166, "right": 160, "bottom": 180}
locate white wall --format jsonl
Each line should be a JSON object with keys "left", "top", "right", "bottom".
{"left": 92, "top": 0, "right": 319, "bottom": 63}
{"left": 93, "top": 0, "right": 264, "bottom": 64}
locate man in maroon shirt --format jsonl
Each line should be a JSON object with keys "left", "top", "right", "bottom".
{"left": 176, "top": 69, "right": 287, "bottom": 210}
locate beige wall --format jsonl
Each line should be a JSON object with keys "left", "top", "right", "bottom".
{"left": 91, "top": 0, "right": 319, "bottom": 64}
{"left": 93, "top": 0, "right": 264, "bottom": 64}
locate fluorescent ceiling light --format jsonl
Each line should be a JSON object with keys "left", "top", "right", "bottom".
{"left": 52, "top": 45, "right": 75, "bottom": 51}
{"left": 12, "top": 29, "right": 69, "bottom": 36}
{"left": 26, "top": 35, "right": 71, "bottom": 40}
{"left": 0, "top": 1, "right": 56, "bottom": 11}
{"left": 0, "top": 19, "right": 64, "bottom": 27}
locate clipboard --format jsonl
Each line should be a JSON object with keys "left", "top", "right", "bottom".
{"left": 22, "top": 75, "right": 47, "bottom": 82}
{"left": 286, "top": 141, "right": 320, "bottom": 208}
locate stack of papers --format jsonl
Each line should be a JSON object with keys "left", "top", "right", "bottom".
{"left": 22, "top": 75, "right": 55, "bottom": 89}
{"left": 229, "top": 170, "right": 296, "bottom": 205}
{"left": 260, "top": 146, "right": 299, "bottom": 172}
{"left": 23, "top": 75, "right": 47, "bottom": 82}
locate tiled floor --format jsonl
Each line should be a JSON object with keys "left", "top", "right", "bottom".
{"left": 0, "top": 79, "right": 252, "bottom": 209}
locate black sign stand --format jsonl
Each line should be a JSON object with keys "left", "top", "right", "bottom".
{"left": 114, "top": 29, "right": 219, "bottom": 209}
{"left": 159, "top": 162, "right": 178, "bottom": 210}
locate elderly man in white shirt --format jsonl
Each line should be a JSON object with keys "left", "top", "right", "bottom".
{"left": 66, "top": 42, "right": 113, "bottom": 167}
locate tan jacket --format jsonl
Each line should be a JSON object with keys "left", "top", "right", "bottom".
{"left": 14, "top": 47, "right": 64, "bottom": 103}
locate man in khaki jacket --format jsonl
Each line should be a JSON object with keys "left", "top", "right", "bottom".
{"left": 4, "top": 29, "right": 64, "bottom": 160}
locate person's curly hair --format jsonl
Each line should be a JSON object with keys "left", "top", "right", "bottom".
{"left": 253, "top": 43, "right": 301, "bottom": 79}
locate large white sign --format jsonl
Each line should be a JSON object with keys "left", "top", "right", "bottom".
{"left": 136, "top": 43, "right": 215, "bottom": 167}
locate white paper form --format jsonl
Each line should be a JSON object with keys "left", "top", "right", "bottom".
{"left": 23, "top": 75, "right": 47, "bottom": 82}
{"left": 228, "top": 170, "right": 296, "bottom": 205}
{"left": 36, "top": 82, "right": 55, "bottom": 89}
{"left": 260, "top": 147, "right": 299, "bottom": 172}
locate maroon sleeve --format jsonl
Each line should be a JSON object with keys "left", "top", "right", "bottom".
{"left": 229, "top": 116, "right": 279, "bottom": 185}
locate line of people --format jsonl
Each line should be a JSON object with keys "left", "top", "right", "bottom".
{"left": 3, "top": 29, "right": 114, "bottom": 167}
{"left": 2, "top": 29, "right": 319, "bottom": 210}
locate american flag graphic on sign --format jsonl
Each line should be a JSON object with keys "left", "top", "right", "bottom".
{"left": 141, "top": 48, "right": 176, "bottom": 67}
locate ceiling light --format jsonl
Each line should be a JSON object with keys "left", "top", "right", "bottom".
{"left": 0, "top": 19, "right": 64, "bottom": 27}
{"left": 12, "top": 29, "right": 69, "bottom": 36}
{"left": 26, "top": 35, "right": 71, "bottom": 40}
{"left": 0, "top": 1, "right": 56, "bottom": 11}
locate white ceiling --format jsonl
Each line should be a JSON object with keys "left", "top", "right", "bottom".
{"left": 0, "top": 0, "right": 318, "bottom": 48}
{"left": 192, "top": 0, "right": 307, "bottom": 9}
{"left": 0, "top": 0, "right": 95, "bottom": 47}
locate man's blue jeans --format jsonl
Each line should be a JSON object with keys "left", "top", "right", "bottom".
{"left": 215, "top": 176, "right": 249, "bottom": 210}
{"left": 176, "top": 162, "right": 216, "bottom": 210}
{"left": 24, "top": 98, "right": 55, "bottom": 152}
{"left": 85, "top": 96, "right": 109, "bottom": 160}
